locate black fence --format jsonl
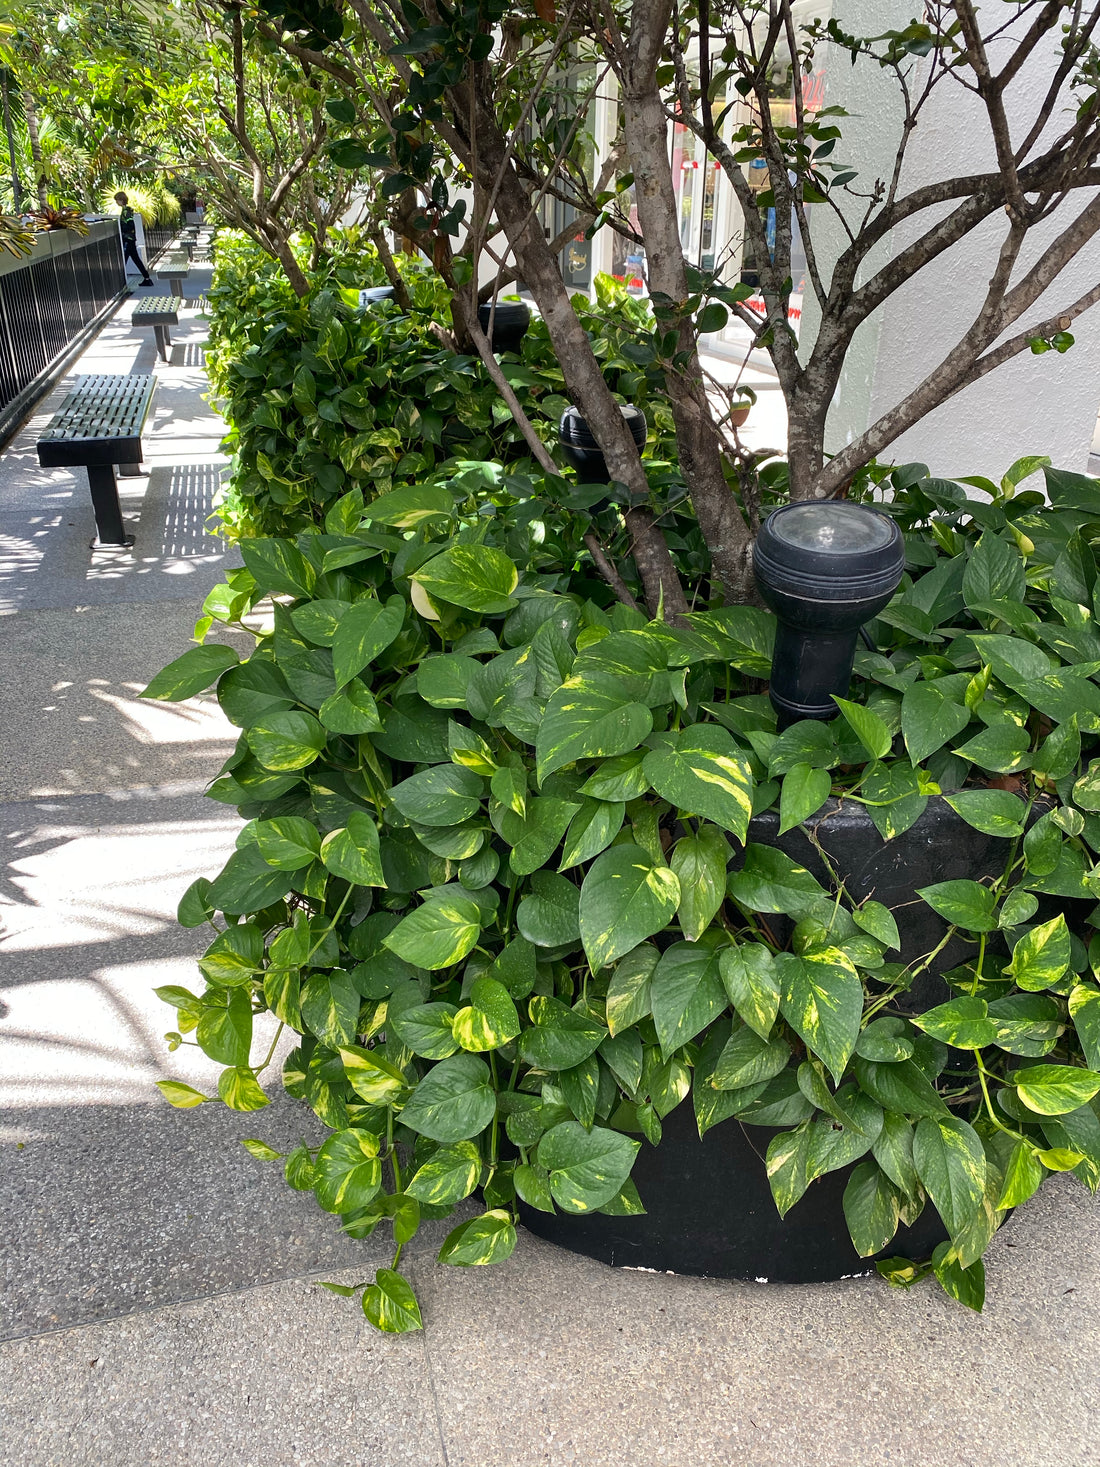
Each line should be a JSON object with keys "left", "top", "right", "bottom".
{"left": 144, "top": 223, "right": 176, "bottom": 261}
{"left": 0, "top": 222, "right": 126, "bottom": 444}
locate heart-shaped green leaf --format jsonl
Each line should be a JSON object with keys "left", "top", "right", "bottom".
{"left": 537, "top": 1121, "right": 640, "bottom": 1213}
{"left": 437, "top": 1209, "right": 517, "bottom": 1265}
{"left": 579, "top": 844, "right": 679, "bottom": 972}
{"left": 313, "top": 1128, "right": 382, "bottom": 1214}
{"left": 776, "top": 949, "right": 863, "bottom": 1085}
{"left": 362, "top": 1269, "right": 422, "bottom": 1333}
{"left": 406, "top": 1141, "right": 482, "bottom": 1206}
{"left": 536, "top": 674, "right": 653, "bottom": 782}
{"left": 643, "top": 725, "right": 754, "bottom": 841}
{"left": 400, "top": 1053, "right": 496, "bottom": 1142}
{"left": 339, "top": 1045, "right": 409, "bottom": 1104}
{"left": 412, "top": 545, "right": 519, "bottom": 614}
{"left": 1008, "top": 915, "right": 1071, "bottom": 991}
{"left": 141, "top": 643, "right": 239, "bottom": 701}
{"left": 452, "top": 976, "right": 521, "bottom": 1052}
{"left": 331, "top": 598, "right": 404, "bottom": 688}
{"left": 669, "top": 823, "right": 729, "bottom": 942}
{"left": 384, "top": 894, "right": 482, "bottom": 970}
{"left": 247, "top": 710, "right": 326, "bottom": 771}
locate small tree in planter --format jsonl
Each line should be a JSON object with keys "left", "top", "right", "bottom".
{"left": 250, "top": 0, "right": 1100, "bottom": 608}
{"left": 144, "top": 1, "right": 1100, "bottom": 1328}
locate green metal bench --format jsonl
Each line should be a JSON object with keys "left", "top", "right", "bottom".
{"left": 156, "top": 252, "right": 190, "bottom": 297}
{"left": 37, "top": 374, "right": 157, "bottom": 546}
{"left": 130, "top": 296, "right": 178, "bottom": 362}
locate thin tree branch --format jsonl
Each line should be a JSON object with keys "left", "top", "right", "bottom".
{"left": 583, "top": 531, "right": 641, "bottom": 609}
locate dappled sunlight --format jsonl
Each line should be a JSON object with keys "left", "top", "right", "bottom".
{"left": 0, "top": 794, "right": 277, "bottom": 1109}
{"left": 0, "top": 954, "right": 282, "bottom": 1108}
{"left": 147, "top": 414, "right": 226, "bottom": 443}
{"left": 88, "top": 680, "right": 230, "bottom": 745}
{"left": 0, "top": 454, "right": 234, "bottom": 613}
{"left": 169, "top": 342, "right": 208, "bottom": 369}
{"left": 0, "top": 518, "right": 64, "bottom": 600}
{"left": 0, "top": 253, "right": 260, "bottom": 1122}
{"left": 1, "top": 806, "right": 240, "bottom": 945}
{"left": 0, "top": 1123, "right": 57, "bottom": 1145}
{"left": 1, "top": 667, "right": 240, "bottom": 799}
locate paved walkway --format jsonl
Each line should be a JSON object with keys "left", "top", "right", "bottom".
{"left": 1, "top": 276, "right": 1099, "bottom": 1467}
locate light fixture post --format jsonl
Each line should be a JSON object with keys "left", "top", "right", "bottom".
{"left": 753, "top": 502, "right": 905, "bottom": 729}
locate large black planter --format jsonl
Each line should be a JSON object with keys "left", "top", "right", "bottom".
{"left": 521, "top": 795, "right": 1023, "bottom": 1281}
{"left": 521, "top": 1097, "right": 949, "bottom": 1280}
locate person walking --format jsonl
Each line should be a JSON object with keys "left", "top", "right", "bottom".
{"left": 114, "top": 191, "right": 153, "bottom": 286}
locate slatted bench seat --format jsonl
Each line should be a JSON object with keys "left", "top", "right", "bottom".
{"left": 156, "top": 252, "right": 190, "bottom": 296}
{"left": 130, "top": 296, "right": 178, "bottom": 362}
{"left": 37, "top": 374, "right": 156, "bottom": 546}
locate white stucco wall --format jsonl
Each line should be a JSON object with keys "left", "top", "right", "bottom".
{"left": 795, "top": 0, "right": 906, "bottom": 443}
{"left": 802, "top": 1, "right": 1100, "bottom": 481}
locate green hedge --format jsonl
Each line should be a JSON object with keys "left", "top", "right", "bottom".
{"left": 203, "top": 236, "right": 710, "bottom": 601}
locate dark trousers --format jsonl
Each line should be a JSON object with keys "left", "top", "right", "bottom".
{"left": 122, "top": 237, "right": 152, "bottom": 282}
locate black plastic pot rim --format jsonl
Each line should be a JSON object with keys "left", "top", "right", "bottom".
{"left": 560, "top": 408, "right": 647, "bottom": 451}
{"left": 561, "top": 427, "right": 647, "bottom": 450}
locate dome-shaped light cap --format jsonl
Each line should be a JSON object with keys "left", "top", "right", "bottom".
{"left": 477, "top": 300, "right": 531, "bottom": 352}
{"left": 559, "top": 404, "right": 648, "bottom": 451}
{"left": 753, "top": 501, "right": 904, "bottom": 604}
{"left": 359, "top": 285, "right": 396, "bottom": 306}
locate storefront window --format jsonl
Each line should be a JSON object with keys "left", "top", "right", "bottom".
{"left": 534, "top": 62, "right": 597, "bottom": 291}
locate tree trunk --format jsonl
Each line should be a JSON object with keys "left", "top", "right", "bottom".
{"left": 369, "top": 224, "right": 411, "bottom": 311}
{"left": 467, "top": 90, "right": 688, "bottom": 618}
{"left": 2, "top": 75, "right": 22, "bottom": 212}
{"left": 270, "top": 231, "right": 310, "bottom": 298}
{"left": 785, "top": 397, "right": 829, "bottom": 502}
{"left": 619, "top": 82, "right": 757, "bottom": 601}
{"left": 23, "top": 88, "right": 46, "bottom": 212}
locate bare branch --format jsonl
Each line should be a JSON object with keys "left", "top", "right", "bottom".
{"left": 953, "top": 0, "right": 1027, "bottom": 217}
{"left": 583, "top": 531, "right": 642, "bottom": 610}
{"left": 818, "top": 191, "right": 1100, "bottom": 495}
{"left": 967, "top": 281, "right": 1100, "bottom": 382}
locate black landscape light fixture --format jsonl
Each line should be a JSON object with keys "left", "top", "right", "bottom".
{"left": 753, "top": 501, "right": 905, "bottom": 729}
{"left": 477, "top": 300, "right": 531, "bottom": 354}
{"left": 359, "top": 285, "right": 396, "bottom": 308}
{"left": 558, "top": 404, "right": 648, "bottom": 484}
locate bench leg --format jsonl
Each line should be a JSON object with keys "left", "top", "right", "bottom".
{"left": 171, "top": 278, "right": 183, "bottom": 298}
{"left": 154, "top": 323, "right": 172, "bottom": 361}
{"left": 86, "top": 464, "right": 134, "bottom": 547}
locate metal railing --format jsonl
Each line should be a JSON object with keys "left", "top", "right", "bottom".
{"left": 0, "top": 221, "right": 126, "bottom": 445}
{"left": 144, "top": 223, "right": 176, "bottom": 262}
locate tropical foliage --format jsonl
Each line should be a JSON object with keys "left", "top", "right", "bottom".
{"left": 240, "top": 0, "right": 1100, "bottom": 614}
{"left": 102, "top": 0, "right": 1100, "bottom": 1335}
{"left": 204, "top": 232, "right": 718, "bottom": 602}
{"left": 147, "top": 438, "right": 1100, "bottom": 1328}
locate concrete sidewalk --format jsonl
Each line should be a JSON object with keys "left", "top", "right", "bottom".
{"left": 2, "top": 276, "right": 1099, "bottom": 1467}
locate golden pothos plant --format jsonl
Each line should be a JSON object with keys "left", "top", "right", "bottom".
{"left": 146, "top": 449, "right": 1100, "bottom": 1330}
